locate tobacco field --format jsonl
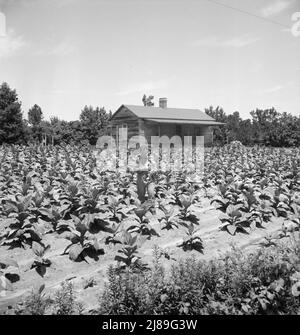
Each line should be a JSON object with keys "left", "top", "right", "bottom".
{"left": 0, "top": 143, "right": 300, "bottom": 314}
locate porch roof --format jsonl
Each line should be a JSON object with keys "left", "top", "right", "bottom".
{"left": 145, "top": 118, "right": 224, "bottom": 126}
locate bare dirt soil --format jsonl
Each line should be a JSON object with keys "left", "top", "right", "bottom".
{"left": 0, "top": 199, "right": 284, "bottom": 314}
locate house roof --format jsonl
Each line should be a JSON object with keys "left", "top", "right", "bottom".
{"left": 112, "top": 105, "right": 223, "bottom": 125}
{"left": 123, "top": 105, "right": 215, "bottom": 121}
{"left": 146, "top": 118, "right": 224, "bottom": 125}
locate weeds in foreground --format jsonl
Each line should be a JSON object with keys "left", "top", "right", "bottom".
{"left": 4, "top": 234, "right": 300, "bottom": 315}
{"left": 5, "top": 281, "right": 83, "bottom": 315}
{"left": 98, "top": 234, "right": 300, "bottom": 315}
{"left": 53, "top": 281, "right": 84, "bottom": 315}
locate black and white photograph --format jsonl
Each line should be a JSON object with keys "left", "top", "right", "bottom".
{"left": 0, "top": 0, "right": 300, "bottom": 320}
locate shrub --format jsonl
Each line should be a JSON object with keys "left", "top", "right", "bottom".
{"left": 98, "top": 235, "right": 300, "bottom": 315}
{"left": 23, "top": 290, "right": 50, "bottom": 315}
{"left": 4, "top": 281, "right": 84, "bottom": 315}
{"left": 52, "top": 281, "right": 84, "bottom": 315}
{"left": 5, "top": 285, "right": 50, "bottom": 315}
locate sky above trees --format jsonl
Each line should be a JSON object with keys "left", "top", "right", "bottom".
{"left": 0, "top": 0, "right": 299, "bottom": 120}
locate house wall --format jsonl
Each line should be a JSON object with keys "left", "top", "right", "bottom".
{"left": 108, "top": 106, "right": 140, "bottom": 141}
{"left": 141, "top": 121, "right": 213, "bottom": 146}
{"left": 198, "top": 126, "right": 213, "bottom": 146}
{"left": 109, "top": 106, "right": 213, "bottom": 146}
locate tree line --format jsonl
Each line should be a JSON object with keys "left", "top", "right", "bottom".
{"left": 0, "top": 82, "right": 111, "bottom": 146}
{"left": 0, "top": 82, "right": 299, "bottom": 147}
{"left": 205, "top": 106, "right": 300, "bottom": 147}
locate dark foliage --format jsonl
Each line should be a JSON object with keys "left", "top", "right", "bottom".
{"left": 98, "top": 239, "right": 300, "bottom": 315}
{"left": 205, "top": 106, "right": 300, "bottom": 147}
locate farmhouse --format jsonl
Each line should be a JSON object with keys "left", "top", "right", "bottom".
{"left": 108, "top": 98, "right": 223, "bottom": 146}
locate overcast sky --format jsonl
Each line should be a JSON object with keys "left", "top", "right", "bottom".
{"left": 0, "top": 0, "right": 299, "bottom": 121}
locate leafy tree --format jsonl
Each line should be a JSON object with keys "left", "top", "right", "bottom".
{"left": 0, "top": 82, "right": 25, "bottom": 144}
{"left": 205, "top": 106, "right": 228, "bottom": 145}
{"left": 266, "top": 112, "right": 300, "bottom": 147}
{"left": 42, "top": 117, "right": 64, "bottom": 145}
{"left": 67, "top": 120, "right": 84, "bottom": 144}
{"left": 28, "top": 104, "right": 44, "bottom": 143}
{"left": 206, "top": 105, "right": 300, "bottom": 147}
{"left": 28, "top": 104, "right": 43, "bottom": 126}
{"left": 37, "top": 119, "right": 86, "bottom": 146}
{"left": 250, "top": 108, "right": 276, "bottom": 144}
{"left": 79, "top": 105, "right": 110, "bottom": 145}
{"left": 249, "top": 108, "right": 300, "bottom": 147}
{"left": 142, "top": 95, "right": 154, "bottom": 106}
{"left": 236, "top": 119, "right": 253, "bottom": 145}
{"left": 49, "top": 116, "right": 62, "bottom": 145}
{"left": 227, "top": 111, "right": 241, "bottom": 142}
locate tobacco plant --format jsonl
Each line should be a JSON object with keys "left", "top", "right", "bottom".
{"left": 61, "top": 214, "right": 103, "bottom": 261}
{"left": 115, "top": 231, "right": 147, "bottom": 271}
{"left": 219, "top": 204, "right": 251, "bottom": 235}
{"left": 30, "top": 242, "right": 51, "bottom": 277}
{"left": 178, "top": 223, "right": 203, "bottom": 253}
{"left": 0, "top": 258, "right": 19, "bottom": 295}
{"left": 0, "top": 195, "right": 43, "bottom": 248}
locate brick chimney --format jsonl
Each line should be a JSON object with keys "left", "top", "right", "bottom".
{"left": 159, "top": 97, "right": 167, "bottom": 109}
